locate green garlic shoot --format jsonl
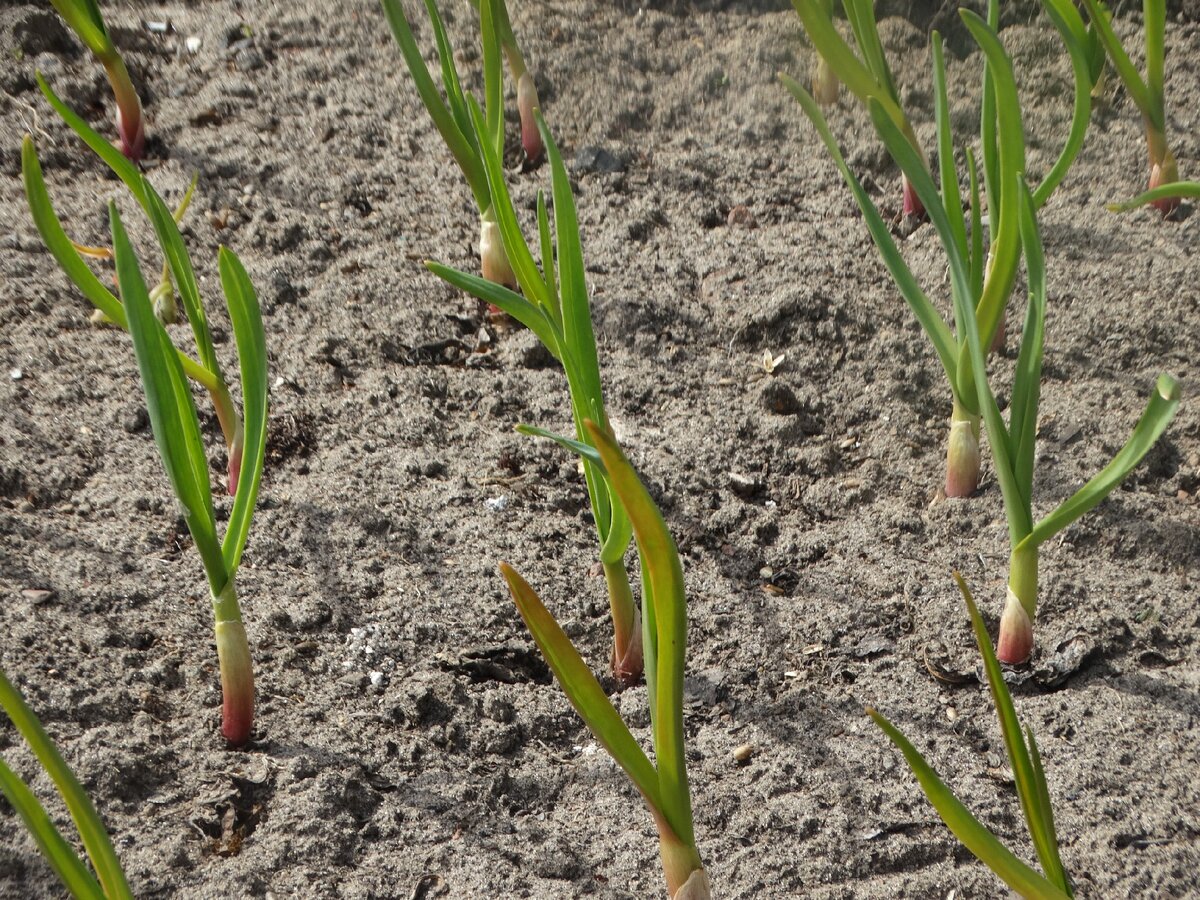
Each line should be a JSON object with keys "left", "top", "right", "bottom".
{"left": 25, "top": 75, "right": 245, "bottom": 494}
{"left": 0, "top": 667, "right": 132, "bottom": 899}
{"left": 49, "top": 0, "right": 145, "bottom": 160}
{"left": 1080, "top": 0, "right": 1182, "bottom": 214}
{"left": 784, "top": 3, "right": 1093, "bottom": 500}
{"left": 108, "top": 202, "right": 268, "bottom": 745}
{"left": 381, "top": 0, "right": 516, "bottom": 286}
{"left": 426, "top": 82, "right": 643, "bottom": 683}
{"left": 790, "top": 0, "right": 928, "bottom": 217}
{"left": 501, "top": 421, "right": 709, "bottom": 899}
{"left": 870, "top": 574, "right": 1073, "bottom": 900}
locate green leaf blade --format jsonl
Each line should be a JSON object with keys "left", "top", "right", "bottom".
{"left": 499, "top": 564, "right": 662, "bottom": 810}
{"left": 110, "top": 204, "right": 226, "bottom": 589}
{"left": 1029, "top": 374, "right": 1180, "bottom": 547}
{"left": 584, "top": 422, "right": 694, "bottom": 848}
{"left": 218, "top": 248, "right": 269, "bottom": 575}
{"left": 869, "top": 706, "right": 1072, "bottom": 900}
{"left": 0, "top": 669, "right": 130, "bottom": 900}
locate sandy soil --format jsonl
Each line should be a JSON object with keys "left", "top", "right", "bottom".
{"left": 1, "top": 1, "right": 1198, "bottom": 897}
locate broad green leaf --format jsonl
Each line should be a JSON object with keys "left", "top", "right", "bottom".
{"left": 780, "top": 76, "right": 958, "bottom": 387}
{"left": 22, "top": 136, "right": 125, "bottom": 327}
{"left": 218, "top": 247, "right": 269, "bottom": 575}
{"left": 379, "top": 0, "right": 489, "bottom": 209}
{"left": 111, "top": 204, "right": 227, "bottom": 588}
{"left": 499, "top": 563, "right": 662, "bottom": 810}
{"left": 479, "top": 0, "right": 504, "bottom": 158}
{"left": 1035, "top": 0, "right": 1094, "bottom": 207}
{"left": 1028, "top": 373, "right": 1180, "bottom": 547}
{"left": 0, "top": 669, "right": 131, "bottom": 900}
{"left": 0, "top": 760, "right": 105, "bottom": 900}
{"left": 425, "top": 261, "right": 562, "bottom": 358}
{"left": 1007, "top": 185, "right": 1046, "bottom": 507}
{"left": 931, "top": 33, "right": 968, "bottom": 266}
{"left": 957, "top": 573, "right": 1069, "bottom": 891}
{"left": 869, "top": 707, "right": 1072, "bottom": 900}
{"left": 1078, "top": 0, "right": 1153, "bottom": 122}
{"left": 958, "top": 11, "right": 1025, "bottom": 358}
{"left": 423, "top": 0, "right": 477, "bottom": 157}
{"left": 48, "top": 0, "right": 110, "bottom": 56}
{"left": 1027, "top": 728, "right": 1073, "bottom": 896}
{"left": 841, "top": 0, "right": 898, "bottom": 103}
{"left": 1106, "top": 182, "right": 1200, "bottom": 212}
{"left": 37, "top": 74, "right": 144, "bottom": 200}
{"left": 538, "top": 112, "right": 604, "bottom": 430}
{"left": 585, "top": 421, "right": 694, "bottom": 847}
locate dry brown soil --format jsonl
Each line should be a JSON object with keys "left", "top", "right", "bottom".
{"left": 1, "top": 1, "right": 1198, "bottom": 897}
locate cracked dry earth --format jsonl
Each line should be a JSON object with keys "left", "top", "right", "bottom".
{"left": 1, "top": 0, "right": 1198, "bottom": 897}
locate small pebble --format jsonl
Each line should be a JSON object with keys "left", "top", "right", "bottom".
{"left": 9, "top": 368, "right": 22, "bottom": 381}
{"left": 186, "top": 35, "right": 202, "bottom": 53}
{"left": 733, "top": 743, "right": 754, "bottom": 764}
{"left": 22, "top": 589, "right": 56, "bottom": 604}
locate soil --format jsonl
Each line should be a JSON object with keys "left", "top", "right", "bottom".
{"left": 1, "top": 1, "right": 1198, "bottom": 898}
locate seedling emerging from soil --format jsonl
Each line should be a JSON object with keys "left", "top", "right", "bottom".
{"left": 0, "top": 667, "right": 132, "bottom": 898}
{"left": 500, "top": 422, "right": 709, "bottom": 900}
{"left": 789, "top": 14, "right": 1178, "bottom": 662}
{"left": 426, "top": 18, "right": 642, "bottom": 683}
{"left": 24, "top": 88, "right": 268, "bottom": 742}
{"left": 791, "top": 0, "right": 928, "bottom": 217}
{"left": 1080, "top": 0, "right": 1182, "bottom": 214}
{"left": 784, "top": 4, "right": 1093, "bottom": 499}
{"left": 381, "top": 0, "right": 538, "bottom": 287}
{"left": 951, "top": 180, "right": 1178, "bottom": 664}
{"left": 49, "top": 0, "right": 145, "bottom": 160}
{"left": 108, "top": 202, "right": 268, "bottom": 745}
{"left": 25, "top": 76, "right": 245, "bottom": 492}
{"left": 870, "top": 574, "right": 1074, "bottom": 899}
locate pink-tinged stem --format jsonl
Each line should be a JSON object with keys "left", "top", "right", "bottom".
{"left": 209, "top": 383, "right": 244, "bottom": 496}
{"left": 1148, "top": 141, "right": 1180, "bottom": 217}
{"left": 516, "top": 72, "right": 544, "bottom": 164}
{"left": 605, "top": 560, "right": 643, "bottom": 686}
{"left": 213, "top": 583, "right": 254, "bottom": 746}
{"left": 101, "top": 53, "right": 144, "bottom": 161}
{"left": 901, "top": 172, "right": 925, "bottom": 219}
{"left": 997, "top": 543, "right": 1037, "bottom": 664}
{"left": 944, "top": 399, "right": 981, "bottom": 499}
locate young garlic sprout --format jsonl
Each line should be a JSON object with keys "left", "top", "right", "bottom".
{"left": 871, "top": 574, "right": 1074, "bottom": 899}
{"left": 1081, "top": 0, "right": 1183, "bottom": 215}
{"left": 501, "top": 422, "right": 709, "bottom": 899}
{"left": 426, "top": 78, "right": 644, "bottom": 681}
{"left": 26, "top": 76, "right": 247, "bottom": 493}
{"left": 25, "top": 88, "right": 269, "bottom": 743}
{"left": 49, "top": 0, "right": 145, "bottom": 160}
{"left": 791, "top": 0, "right": 928, "bottom": 218}
{"left": 381, "top": 0, "right": 542, "bottom": 289}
